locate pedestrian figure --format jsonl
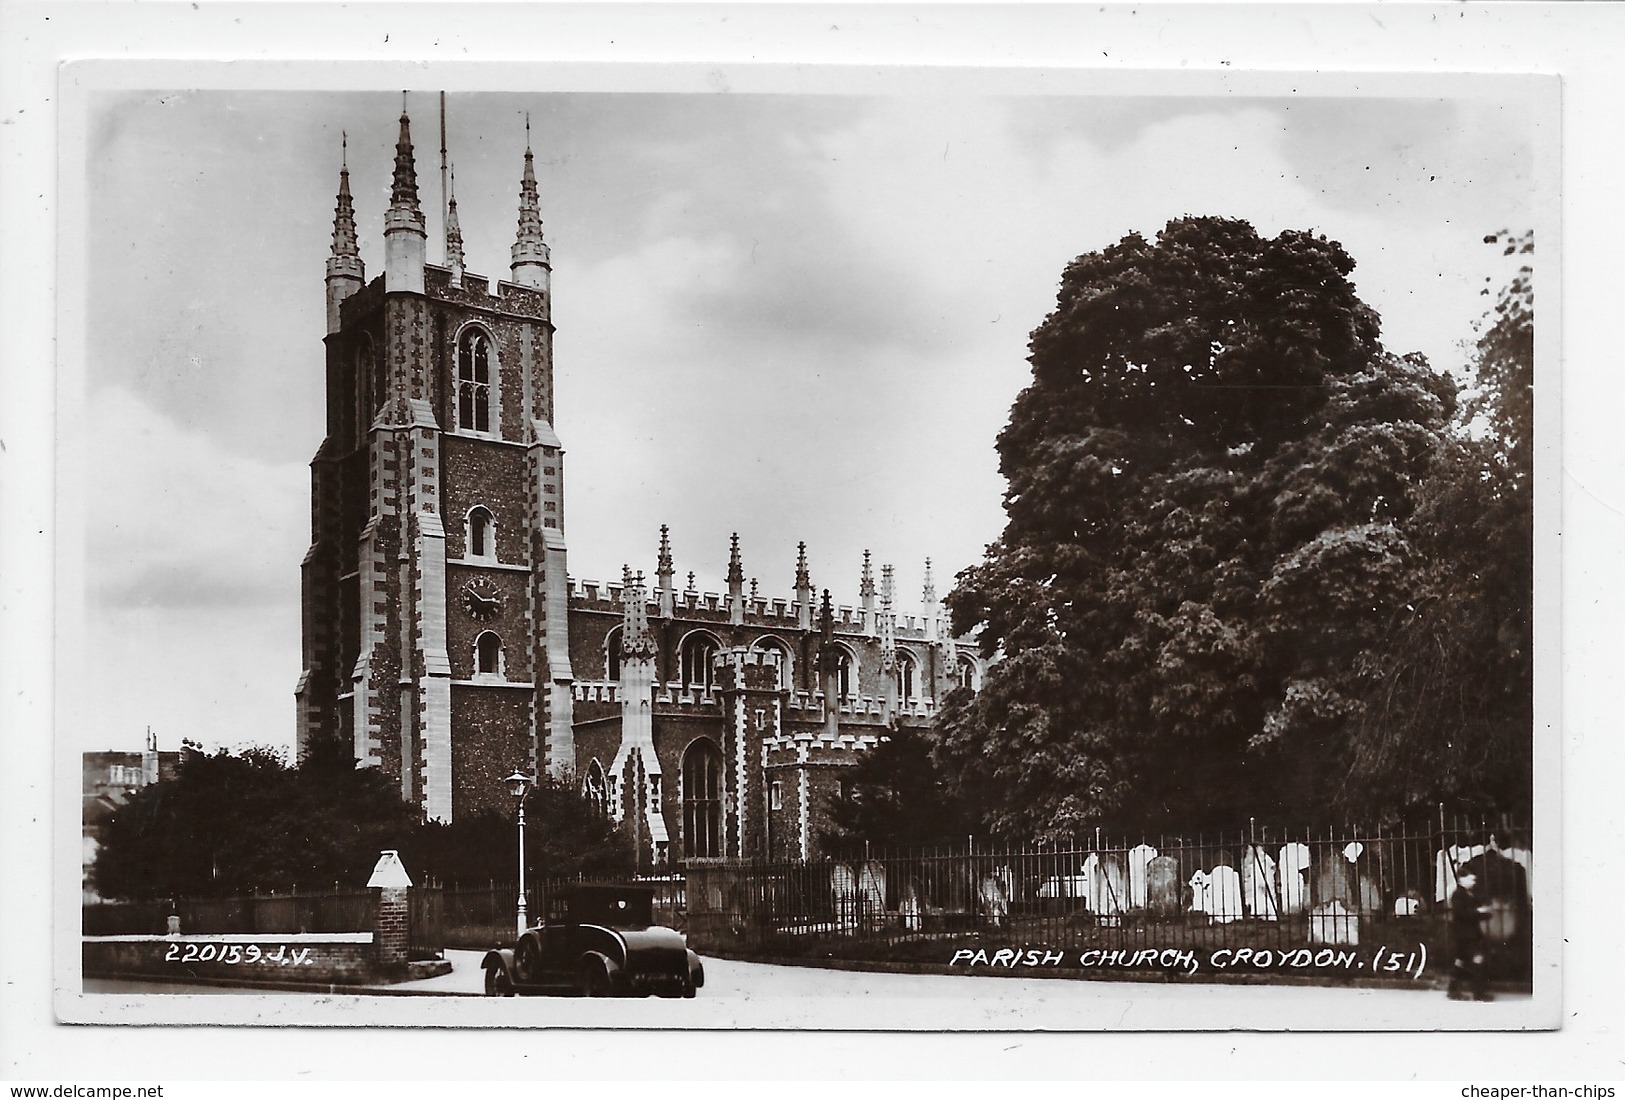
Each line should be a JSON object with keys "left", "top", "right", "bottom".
{"left": 1448, "top": 870, "right": 1493, "bottom": 1002}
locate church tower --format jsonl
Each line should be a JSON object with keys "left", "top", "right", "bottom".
{"left": 297, "top": 101, "right": 572, "bottom": 822}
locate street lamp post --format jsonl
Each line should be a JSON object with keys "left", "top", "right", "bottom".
{"left": 504, "top": 771, "right": 534, "bottom": 936}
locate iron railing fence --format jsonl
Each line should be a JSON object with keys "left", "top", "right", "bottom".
{"left": 681, "top": 815, "right": 1531, "bottom": 982}
{"left": 82, "top": 815, "right": 1530, "bottom": 981}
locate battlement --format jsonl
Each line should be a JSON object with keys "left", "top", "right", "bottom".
{"left": 423, "top": 265, "right": 549, "bottom": 319}
{"left": 567, "top": 576, "right": 938, "bottom": 639}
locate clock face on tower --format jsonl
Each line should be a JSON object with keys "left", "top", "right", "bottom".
{"left": 460, "top": 577, "right": 503, "bottom": 623}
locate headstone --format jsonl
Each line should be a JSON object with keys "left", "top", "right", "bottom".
{"left": 1277, "top": 843, "right": 1310, "bottom": 914}
{"left": 858, "top": 860, "right": 887, "bottom": 926}
{"left": 1147, "top": 856, "right": 1181, "bottom": 920}
{"left": 1076, "top": 853, "right": 1101, "bottom": 912}
{"left": 1356, "top": 872, "right": 1383, "bottom": 915}
{"left": 1242, "top": 845, "right": 1278, "bottom": 920}
{"left": 1127, "top": 844, "right": 1159, "bottom": 909}
{"left": 1308, "top": 899, "right": 1359, "bottom": 946}
{"left": 1206, "top": 865, "right": 1243, "bottom": 924}
{"left": 165, "top": 913, "right": 181, "bottom": 938}
{"left": 1091, "top": 854, "right": 1127, "bottom": 920}
{"left": 899, "top": 879, "right": 923, "bottom": 931}
{"left": 978, "top": 873, "right": 1010, "bottom": 929}
{"left": 1187, "top": 870, "right": 1212, "bottom": 916}
{"left": 830, "top": 862, "right": 858, "bottom": 930}
{"left": 1311, "top": 850, "right": 1356, "bottom": 908}
{"left": 1436, "top": 844, "right": 1487, "bottom": 902}
{"left": 1393, "top": 893, "right": 1421, "bottom": 918}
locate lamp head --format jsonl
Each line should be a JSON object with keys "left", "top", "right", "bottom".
{"left": 504, "top": 771, "right": 533, "bottom": 801}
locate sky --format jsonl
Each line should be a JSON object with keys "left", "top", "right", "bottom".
{"left": 68, "top": 83, "right": 1539, "bottom": 757}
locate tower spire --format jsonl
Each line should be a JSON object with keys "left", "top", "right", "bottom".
{"left": 383, "top": 95, "right": 427, "bottom": 294}
{"left": 444, "top": 164, "right": 465, "bottom": 285}
{"left": 859, "top": 549, "right": 876, "bottom": 635}
{"left": 794, "top": 541, "right": 813, "bottom": 630}
{"left": 511, "top": 112, "right": 552, "bottom": 290}
{"left": 727, "top": 533, "right": 745, "bottom": 625}
{"left": 655, "top": 525, "right": 675, "bottom": 617}
{"left": 325, "top": 134, "right": 365, "bottom": 334}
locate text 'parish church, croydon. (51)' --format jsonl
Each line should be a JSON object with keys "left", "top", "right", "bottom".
{"left": 296, "top": 104, "right": 983, "bottom": 866}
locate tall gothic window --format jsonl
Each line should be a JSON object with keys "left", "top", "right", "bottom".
{"left": 583, "top": 760, "right": 608, "bottom": 816}
{"left": 682, "top": 739, "right": 723, "bottom": 859}
{"left": 604, "top": 626, "right": 623, "bottom": 682}
{"left": 835, "top": 647, "right": 854, "bottom": 699}
{"left": 896, "top": 651, "right": 918, "bottom": 701}
{"left": 679, "top": 632, "right": 719, "bottom": 692}
{"left": 957, "top": 655, "right": 980, "bottom": 691}
{"left": 457, "top": 328, "right": 493, "bottom": 434}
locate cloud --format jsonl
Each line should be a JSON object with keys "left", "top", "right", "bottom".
{"left": 85, "top": 385, "right": 308, "bottom": 614}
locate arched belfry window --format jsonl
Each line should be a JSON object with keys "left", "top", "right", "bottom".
{"left": 957, "top": 655, "right": 980, "bottom": 691}
{"left": 679, "top": 632, "right": 719, "bottom": 692}
{"left": 474, "top": 631, "right": 503, "bottom": 679}
{"left": 682, "top": 739, "right": 723, "bottom": 859}
{"left": 456, "top": 328, "right": 494, "bottom": 434}
{"left": 466, "top": 506, "right": 496, "bottom": 561}
{"left": 584, "top": 760, "right": 608, "bottom": 816}
{"left": 605, "top": 626, "right": 623, "bottom": 682}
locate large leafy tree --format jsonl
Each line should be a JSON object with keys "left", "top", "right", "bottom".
{"left": 1337, "top": 232, "right": 1534, "bottom": 815}
{"left": 94, "top": 740, "right": 633, "bottom": 900}
{"left": 938, "top": 217, "right": 1467, "bottom": 837}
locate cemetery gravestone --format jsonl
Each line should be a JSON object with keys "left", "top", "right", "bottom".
{"left": 1147, "top": 856, "right": 1181, "bottom": 920}
{"left": 830, "top": 862, "right": 858, "bottom": 930}
{"left": 1277, "top": 843, "right": 1310, "bottom": 914}
{"left": 1206, "top": 864, "right": 1243, "bottom": 923}
{"left": 1242, "top": 845, "right": 1278, "bottom": 920}
{"left": 1128, "top": 844, "right": 1159, "bottom": 909}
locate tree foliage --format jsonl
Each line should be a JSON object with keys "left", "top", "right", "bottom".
{"left": 93, "top": 739, "right": 633, "bottom": 900}
{"left": 819, "top": 724, "right": 980, "bottom": 853}
{"left": 938, "top": 216, "right": 1529, "bottom": 837}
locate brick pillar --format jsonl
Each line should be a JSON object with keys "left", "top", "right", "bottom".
{"left": 374, "top": 886, "right": 410, "bottom": 968}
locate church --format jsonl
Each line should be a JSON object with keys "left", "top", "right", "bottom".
{"left": 295, "top": 105, "right": 982, "bottom": 866}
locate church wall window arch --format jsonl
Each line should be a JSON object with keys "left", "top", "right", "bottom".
{"left": 681, "top": 738, "right": 724, "bottom": 859}
{"left": 677, "top": 630, "right": 721, "bottom": 692}
{"left": 896, "top": 650, "right": 919, "bottom": 701}
{"left": 748, "top": 635, "right": 792, "bottom": 690}
{"left": 830, "top": 643, "right": 857, "bottom": 699}
{"left": 465, "top": 505, "right": 497, "bottom": 562}
{"left": 474, "top": 630, "right": 504, "bottom": 679}
{"left": 454, "top": 324, "right": 497, "bottom": 435}
{"left": 604, "top": 626, "right": 623, "bottom": 682}
{"left": 956, "top": 654, "right": 982, "bottom": 692}
{"left": 583, "top": 759, "right": 608, "bottom": 816}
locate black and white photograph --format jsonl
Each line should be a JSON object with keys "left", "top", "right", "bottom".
{"left": 6, "top": 2, "right": 1620, "bottom": 1085}
{"left": 54, "top": 64, "right": 1557, "bottom": 1031}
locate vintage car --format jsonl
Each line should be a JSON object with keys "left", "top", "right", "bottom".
{"left": 481, "top": 884, "right": 704, "bottom": 998}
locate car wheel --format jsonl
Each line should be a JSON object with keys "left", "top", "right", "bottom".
{"left": 514, "top": 938, "right": 541, "bottom": 983}
{"left": 580, "top": 959, "right": 612, "bottom": 998}
{"left": 682, "top": 981, "right": 697, "bottom": 999}
{"left": 485, "top": 965, "right": 515, "bottom": 997}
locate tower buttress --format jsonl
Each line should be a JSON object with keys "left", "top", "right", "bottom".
{"left": 383, "top": 98, "right": 427, "bottom": 295}
{"left": 511, "top": 116, "right": 552, "bottom": 290}
{"left": 880, "top": 563, "right": 898, "bottom": 725}
{"left": 817, "top": 590, "right": 840, "bottom": 739}
{"left": 325, "top": 135, "right": 365, "bottom": 334}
